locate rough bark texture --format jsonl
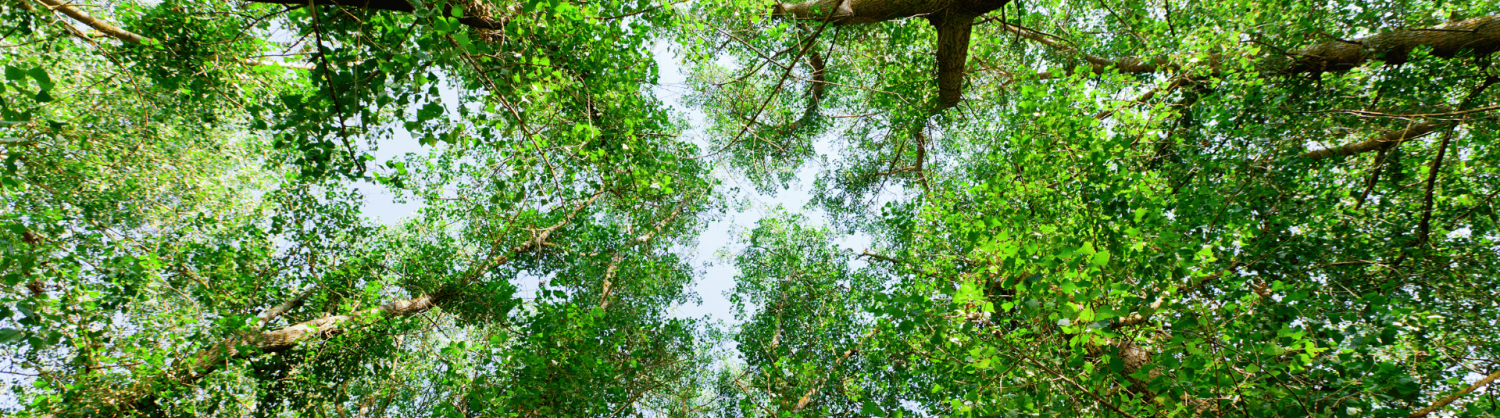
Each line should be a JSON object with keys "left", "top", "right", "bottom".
{"left": 773, "top": 0, "right": 937, "bottom": 25}
{"left": 931, "top": 13, "right": 974, "bottom": 107}
{"left": 1289, "top": 15, "right": 1500, "bottom": 73}
{"left": 1013, "top": 15, "right": 1500, "bottom": 77}
{"left": 774, "top": 0, "right": 1011, "bottom": 109}
{"left": 1301, "top": 122, "right": 1449, "bottom": 161}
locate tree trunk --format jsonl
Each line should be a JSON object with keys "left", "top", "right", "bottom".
{"left": 931, "top": 12, "right": 975, "bottom": 108}
{"left": 773, "top": 0, "right": 1010, "bottom": 109}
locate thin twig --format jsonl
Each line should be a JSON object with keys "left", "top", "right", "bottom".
{"left": 697, "top": 13, "right": 836, "bottom": 160}
{"left": 308, "top": 0, "right": 363, "bottom": 175}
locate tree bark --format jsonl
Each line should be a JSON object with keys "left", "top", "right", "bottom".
{"left": 1012, "top": 15, "right": 1500, "bottom": 77}
{"left": 33, "top": 0, "right": 144, "bottom": 43}
{"left": 1287, "top": 15, "right": 1500, "bottom": 73}
{"left": 773, "top": 0, "right": 1010, "bottom": 109}
{"left": 931, "top": 13, "right": 974, "bottom": 108}
{"left": 1301, "top": 122, "right": 1449, "bottom": 161}
{"left": 775, "top": 0, "right": 927, "bottom": 25}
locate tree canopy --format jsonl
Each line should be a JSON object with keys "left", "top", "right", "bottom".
{"left": 3, "top": 0, "right": 1500, "bottom": 417}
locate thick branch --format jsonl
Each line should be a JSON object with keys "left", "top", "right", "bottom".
{"left": 1006, "top": 15, "right": 1500, "bottom": 77}
{"left": 932, "top": 15, "right": 973, "bottom": 108}
{"left": 1301, "top": 122, "right": 1449, "bottom": 161}
{"left": 33, "top": 0, "right": 143, "bottom": 43}
{"left": 1415, "top": 126, "right": 1458, "bottom": 246}
{"left": 1290, "top": 15, "right": 1500, "bottom": 73}
{"left": 772, "top": 0, "right": 920, "bottom": 25}
{"left": 774, "top": 0, "right": 1009, "bottom": 110}
{"left": 71, "top": 191, "right": 609, "bottom": 416}
{"left": 254, "top": 286, "right": 318, "bottom": 327}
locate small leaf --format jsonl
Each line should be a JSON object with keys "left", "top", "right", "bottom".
{"left": 0, "top": 329, "right": 22, "bottom": 344}
{"left": 27, "top": 67, "right": 52, "bottom": 91}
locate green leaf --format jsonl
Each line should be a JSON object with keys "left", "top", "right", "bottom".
{"left": 1090, "top": 250, "right": 1110, "bottom": 267}
{"left": 26, "top": 67, "right": 52, "bottom": 91}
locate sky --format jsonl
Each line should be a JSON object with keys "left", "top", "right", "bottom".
{"left": 353, "top": 40, "right": 873, "bottom": 329}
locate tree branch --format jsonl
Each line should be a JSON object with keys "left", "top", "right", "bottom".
{"left": 59, "top": 189, "right": 610, "bottom": 417}
{"left": 1301, "top": 122, "right": 1449, "bottom": 161}
{"left": 31, "top": 0, "right": 316, "bottom": 69}
{"left": 1415, "top": 126, "right": 1458, "bottom": 246}
{"left": 1021, "top": 351, "right": 1141, "bottom": 418}
{"left": 33, "top": 0, "right": 142, "bottom": 43}
{"left": 1414, "top": 76, "right": 1496, "bottom": 245}
{"left": 1407, "top": 368, "right": 1500, "bottom": 418}
{"left": 254, "top": 285, "right": 318, "bottom": 328}
{"left": 999, "top": 14, "right": 1500, "bottom": 77}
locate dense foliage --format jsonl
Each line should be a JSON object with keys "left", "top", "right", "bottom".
{"left": 3, "top": 0, "right": 1500, "bottom": 417}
